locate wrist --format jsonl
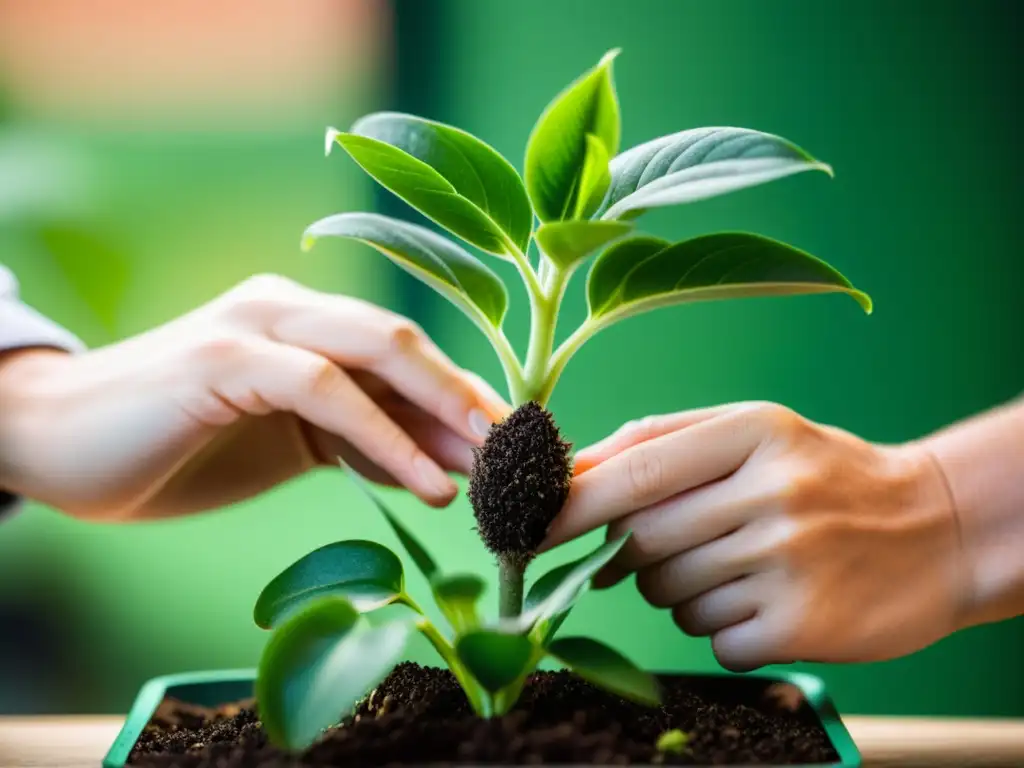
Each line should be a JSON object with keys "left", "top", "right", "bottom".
{"left": 881, "top": 438, "right": 971, "bottom": 632}
{"left": 911, "top": 402, "right": 1024, "bottom": 630}
{"left": 0, "top": 347, "right": 73, "bottom": 494}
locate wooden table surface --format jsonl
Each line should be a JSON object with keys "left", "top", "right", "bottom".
{"left": 2, "top": 715, "right": 1024, "bottom": 767}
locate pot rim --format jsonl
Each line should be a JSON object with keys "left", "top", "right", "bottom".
{"left": 103, "top": 668, "right": 861, "bottom": 768}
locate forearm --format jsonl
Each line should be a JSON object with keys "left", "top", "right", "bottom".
{"left": 0, "top": 265, "right": 85, "bottom": 503}
{"left": 914, "top": 396, "right": 1024, "bottom": 629}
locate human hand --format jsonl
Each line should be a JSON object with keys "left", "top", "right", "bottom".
{"left": 541, "top": 402, "right": 966, "bottom": 671}
{"left": 0, "top": 274, "right": 510, "bottom": 520}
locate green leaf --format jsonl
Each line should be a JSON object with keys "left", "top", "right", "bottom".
{"left": 510, "top": 534, "right": 630, "bottom": 635}
{"left": 584, "top": 235, "right": 669, "bottom": 316}
{"left": 328, "top": 113, "right": 532, "bottom": 256}
{"left": 522, "top": 558, "right": 580, "bottom": 643}
{"left": 548, "top": 636, "right": 660, "bottom": 706}
{"left": 256, "top": 597, "right": 411, "bottom": 751}
{"left": 574, "top": 134, "right": 612, "bottom": 219}
{"left": 254, "top": 541, "right": 405, "bottom": 630}
{"left": 600, "top": 127, "right": 832, "bottom": 221}
{"left": 431, "top": 573, "right": 486, "bottom": 634}
{"left": 525, "top": 49, "right": 621, "bottom": 222}
{"left": 303, "top": 212, "right": 508, "bottom": 330}
{"left": 455, "top": 630, "right": 536, "bottom": 693}
{"left": 535, "top": 220, "right": 633, "bottom": 271}
{"left": 343, "top": 463, "right": 482, "bottom": 636}
{"left": 340, "top": 461, "right": 440, "bottom": 583}
{"left": 587, "top": 233, "right": 872, "bottom": 322}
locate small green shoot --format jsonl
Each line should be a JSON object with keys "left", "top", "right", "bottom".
{"left": 656, "top": 728, "right": 690, "bottom": 756}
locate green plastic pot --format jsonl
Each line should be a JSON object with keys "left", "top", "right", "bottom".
{"left": 103, "top": 668, "right": 861, "bottom": 767}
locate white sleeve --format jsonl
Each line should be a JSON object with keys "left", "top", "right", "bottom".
{"left": 0, "top": 264, "right": 86, "bottom": 354}
{"left": 0, "top": 264, "right": 86, "bottom": 518}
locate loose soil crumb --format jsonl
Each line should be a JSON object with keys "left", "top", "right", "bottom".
{"left": 128, "top": 664, "right": 839, "bottom": 766}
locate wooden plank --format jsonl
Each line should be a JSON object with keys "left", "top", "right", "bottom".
{"left": 846, "top": 716, "right": 1024, "bottom": 767}
{"left": 1, "top": 715, "right": 1024, "bottom": 767}
{"left": 0, "top": 716, "right": 122, "bottom": 768}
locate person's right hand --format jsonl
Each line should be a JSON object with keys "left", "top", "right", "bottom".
{"left": 0, "top": 274, "right": 510, "bottom": 520}
{"left": 541, "top": 402, "right": 966, "bottom": 671}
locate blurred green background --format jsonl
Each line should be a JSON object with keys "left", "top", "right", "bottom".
{"left": 1, "top": 0, "right": 1022, "bottom": 718}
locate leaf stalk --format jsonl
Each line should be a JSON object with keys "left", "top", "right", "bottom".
{"left": 497, "top": 555, "right": 526, "bottom": 619}
{"left": 415, "top": 618, "right": 489, "bottom": 716}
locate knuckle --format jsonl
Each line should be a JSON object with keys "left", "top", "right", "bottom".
{"left": 386, "top": 319, "right": 426, "bottom": 355}
{"left": 624, "top": 510, "right": 661, "bottom": 560}
{"left": 239, "top": 272, "right": 297, "bottom": 297}
{"left": 774, "top": 459, "right": 819, "bottom": 511}
{"left": 625, "top": 446, "right": 665, "bottom": 505}
{"left": 217, "top": 273, "right": 300, "bottom": 324}
{"left": 382, "top": 424, "right": 419, "bottom": 467}
{"left": 752, "top": 402, "right": 796, "bottom": 430}
{"left": 753, "top": 402, "right": 809, "bottom": 442}
{"left": 303, "top": 357, "right": 344, "bottom": 401}
{"left": 623, "top": 415, "right": 660, "bottom": 443}
{"left": 190, "top": 335, "right": 251, "bottom": 367}
{"left": 672, "top": 603, "right": 707, "bottom": 636}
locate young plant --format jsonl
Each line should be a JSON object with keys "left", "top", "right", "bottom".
{"left": 254, "top": 465, "right": 658, "bottom": 750}
{"left": 253, "top": 48, "right": 871, "bottom": 752}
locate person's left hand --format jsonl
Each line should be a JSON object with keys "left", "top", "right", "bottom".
{"left": 540, "top": 402, "right": 966, "bottom": 671}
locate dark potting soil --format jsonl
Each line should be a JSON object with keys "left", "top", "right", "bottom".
{"left": 128, "top": 663, "right": 839, "bottom": 766}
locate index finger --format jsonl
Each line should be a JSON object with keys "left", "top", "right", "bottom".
{"left": 542, "top": 405, "right": 769, "bottom": 550}
{"left": 573, "top": 404, "right": 741, "bottom": 475}
{"left": 271, "top": 293, "right": 511, "bottom": 442}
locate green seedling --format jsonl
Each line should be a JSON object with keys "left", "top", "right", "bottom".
{"left": 254, "top": 465, "right": 659, "bottom": 750}
{"left": 656, "top": 729, "right": 690, "bottom": 755}
{"left": 253, "top": 47, "right": 871, "bottom": 752}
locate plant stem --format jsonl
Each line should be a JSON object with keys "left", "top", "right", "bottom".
{"left": 520, "top": 259, "right": 571, "bottom": 407}
{"left": 480, "top": 323, "right": 526, "bottom": 404}
{"left": 542, "top": 315, "right": 604, "bottom": 402}
{"left": 498, "top": 554, "right": 526, "bottom": 618}
{"left": 499, "top": 252, "right": 569, "bottom": 620}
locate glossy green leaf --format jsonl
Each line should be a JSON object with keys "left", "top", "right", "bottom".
{"left": 254, "top": 541, "right": 404, "bottom": 630}
{"left": 548, "top": 636, "right": 660, "bottom": 706}
{"left": 525, "top": 49, "right": 621, "bottom": 222}
{"left": 455, "top": 630, "right": 536, "bottom": 693}
{"left": 510, "top": 534, "right": 630, "bottom": 635}
{"left": 256, "top": 597, "right": 411, "bottom": 751}
{"left": 587, "top": 233, "right": 872, "bottom": 322}
{"left": 340, "top": 461, "right": 440, "bottom": 582}
{"left": 328, "top": 113, "right": 532, "bottom": 256}
{"left": 600, "top": 127, "right": 832, "bottom": 221}
{"left": 522, "top": 558, "right": 580, "bottom": 643}
{"left": 432, "top": 573, "right": 486, "bottom": 634}
{"left": 574, "top": 134, "right": 612, "bottom": 219}
{"left": 584, "top": 235, "right": 669, "bottom": 316}
{"left": 303, "top": 212, "right": 508, "bottom": 330}
{"left": 535, "top": 220, "right": 633, "bottom": 271}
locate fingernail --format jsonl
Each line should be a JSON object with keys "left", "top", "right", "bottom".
{"left": 469, "top": 408, "right": 494, "bottom": 440}
{"left": 415, "top": 454, "right": 454, "bottom": 498}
